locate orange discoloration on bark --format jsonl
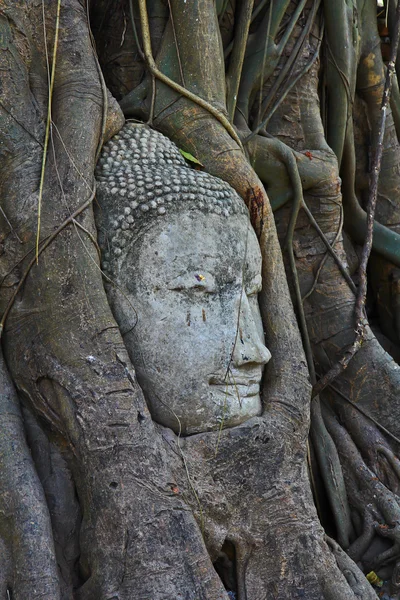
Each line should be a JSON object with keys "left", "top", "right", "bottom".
{"left": 245, "top": 185, "right": 268, "bottom": 236}
{"left": 361, "top": 53, "right": 382, "bottom": 90}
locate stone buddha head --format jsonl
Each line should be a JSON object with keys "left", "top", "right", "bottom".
{"left": 95, "top": 123, "right": 271, "bottom": 435}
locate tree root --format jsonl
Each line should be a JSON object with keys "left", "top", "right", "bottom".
{"left": 137, "top": 0, "right": 243, "bottom": 148}
{"left": 311, "top": 400, "right": 353, "bottom": 550}
{"left": 0, "top": 190, "right": 95, "bottom": 338}
{"left": 325, "top": 536, "right": 378, "bottom": 599}
{"left": 324, "top": 406, "right": 400, "bottom": 578}
{"left": 0, "top": 350, "right": 60, "bottom": 598}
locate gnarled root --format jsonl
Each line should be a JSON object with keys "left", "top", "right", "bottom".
{"left": 323, "top": 402, "right": 400, "bottom": 586}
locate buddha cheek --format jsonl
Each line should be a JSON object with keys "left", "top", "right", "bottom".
{"left": 162, "top": 300, "right": 232, "bottom": 394}
{"left": 123, "top": 300, "right": 217, "bottom": 401}
{"left": 192, "top": 303, "right": 233, "bottom": 380}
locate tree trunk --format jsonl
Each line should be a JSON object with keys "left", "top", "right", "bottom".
{"left": 0, "top": 0, "right": 399, "bottom": 598}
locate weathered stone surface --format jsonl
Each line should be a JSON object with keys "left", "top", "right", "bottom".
{"left": 95, "top": 123, "right": 271, "bottom": 434}
{"left": 95, "top": 123, "right": 247, "bottom": 272}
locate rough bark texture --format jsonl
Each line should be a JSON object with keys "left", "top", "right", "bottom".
{"left": 1, "top": 0, "right": 400, "bottom": 598}
{"left": 0, "top": 2, "right": 227, "bottom": 598}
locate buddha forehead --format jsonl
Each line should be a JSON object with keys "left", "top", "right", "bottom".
{"left": 95, "top": 123, "right": 249, "bottom": 276}
{"left": 120, "top": 210, "right": 262, "bottom": 296}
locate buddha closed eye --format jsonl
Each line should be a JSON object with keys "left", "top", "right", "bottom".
{"left": 95, "top": 123, "right": 271, "bottom": 435}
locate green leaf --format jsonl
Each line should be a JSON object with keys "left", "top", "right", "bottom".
{"left": 179, "top": 149, "right": 204, "bottom": 167}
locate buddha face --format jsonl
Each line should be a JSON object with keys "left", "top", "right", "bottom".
{"left": 110, "top": 209, "right": 271, "bottom": 435}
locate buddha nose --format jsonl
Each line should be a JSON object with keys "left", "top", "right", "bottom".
{"left": 231, "top": 292, "right": 271, "bottom": 367}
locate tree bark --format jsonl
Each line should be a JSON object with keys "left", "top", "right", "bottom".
{"left": 1, "top": 0, "right": 400, "bottom": 598}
